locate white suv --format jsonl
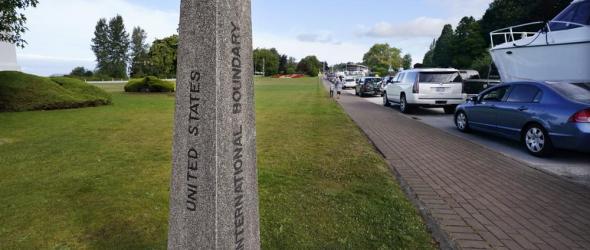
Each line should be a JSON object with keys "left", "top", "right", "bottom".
{"left": 343, "top": 76, "right": 356, "bottom": 89}
{"left": 383, "top": 68, "right": 464, "bottom": 114}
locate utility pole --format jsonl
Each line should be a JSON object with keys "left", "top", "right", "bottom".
{"left": 262, "top": 57, "right": 265, "bottom": 76}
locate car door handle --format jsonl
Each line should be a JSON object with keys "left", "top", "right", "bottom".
{"left": 518, "top": 106, "right": 528, "bottom": 111}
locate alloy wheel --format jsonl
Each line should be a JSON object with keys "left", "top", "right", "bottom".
{"left": 400, "top": 96, "right": 407, "bottom": 112}
{"left": 456, "top": 112, "right": 467, "bottom": 131}
{"left": 525, "top": 127, "right": 545, "bottom": 153}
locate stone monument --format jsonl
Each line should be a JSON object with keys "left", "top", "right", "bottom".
{"left": 168, "top": 0, "right": 260, "bottom": 249}
{"left": 0, "top": 41, "right": 20, "bottom": 71}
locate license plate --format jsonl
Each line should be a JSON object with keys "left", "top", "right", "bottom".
{"left": 435, "top": 87, "right": 446, "bottom": 92}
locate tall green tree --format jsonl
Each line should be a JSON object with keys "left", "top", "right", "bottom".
{"left": 422, "top": 39, "right": 436, "bottom": 67}
{"left": 286, "top": 57, "right": 297, "bottom": 74}
{"left": 69, "top": 66, "right": 93, "bottom": 77}
{"left": 107, "top": 15, "right": 130, "bottom": 79}
{"left": 297, "top": 55, "right": 322, "bottom": 77}
{"left": 0, "top": 0, "right": 38, "bottom": 47}
{"left": 278, "top": 54, "right": 288, "bottom": 74}
{"left": 452, "top": 17, "right": 487, "bottom": 69}
{"left": 253, "top": 48, "right": 280, "bottom": 76}
{"left": 402, "top": 54, "right": 412, "bottom": 70}
{"left": 432, "top": 24, "right": 454, "bottom": 67}
{"left": 91, "top": 18, "right": 111, "bottom": 76}
{"left": 480, "top": 0, "right": 570, "bottom": 46}
{"left": 146, "top": 35, "right": 178, "bottom": 78}
{"left": 362, "top": 43, "right": 402, "bottom": 76}
{"left": 129, "top": 26, "right": 149, "bottom": 77}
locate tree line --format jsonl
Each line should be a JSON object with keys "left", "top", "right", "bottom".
{"left": 361, "top": 43, "right": 412, "bottom": 76}
{"left": 422, "top": 0, "right": 571, "bottom": 76}
{"left": 253, "top": 48, "right": 326, "bottom": 77}
{"left": 76, "top": 15, "right": 324, "bottom": 79}
{"left": 72, "top": 15, "right": 179, "bottom": 80}
{"left": 330, "top": 44, "right": 412, "bottom": 77}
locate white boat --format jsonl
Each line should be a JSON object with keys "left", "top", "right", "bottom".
{"left": 489, "top": 0, "right": 590, "bottom": 83}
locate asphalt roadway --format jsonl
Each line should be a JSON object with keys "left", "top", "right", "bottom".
{"left": 340, "top": 88, "right": 590, "bottom": 187}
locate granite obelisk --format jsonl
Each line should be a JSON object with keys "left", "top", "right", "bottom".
{"left": 168, "top": 0, "right": 259, "bottom": 249}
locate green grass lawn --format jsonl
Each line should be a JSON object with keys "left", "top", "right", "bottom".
{"left": 0, "top": 77, "right": 434, "bottom": 249}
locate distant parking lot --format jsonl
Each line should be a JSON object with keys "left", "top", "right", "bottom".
{"left": 342, "top": 88, "right": 590, "bottom": 186}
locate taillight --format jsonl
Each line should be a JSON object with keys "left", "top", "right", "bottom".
{"left": 569, "top": 109, "right": 590, "bottom": 123}
{"left": 412, "top": 78, "right": 419, "bottom": 93}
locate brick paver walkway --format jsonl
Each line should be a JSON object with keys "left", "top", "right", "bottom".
{"left": 331, "top": 82, "right": 590, "bottom": 249}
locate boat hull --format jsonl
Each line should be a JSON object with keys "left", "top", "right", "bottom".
{"left": 491, "top": 41, "right": 590, "bottom": 83}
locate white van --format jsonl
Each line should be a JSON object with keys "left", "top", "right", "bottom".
{"left": 383, "top": 68, "right": 464, "bottom": 114}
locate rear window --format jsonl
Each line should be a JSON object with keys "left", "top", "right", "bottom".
{"left": 550, "top": 82, "right": 590, "bottom": 103}
{"left": 365, "top": 78, "right": 380, "bottom": 84}
{"left": 419, "top": 72, "right": 462, "bottom": 83}
{"left": 345, "top": 79, "right": 354, "bottom": 82}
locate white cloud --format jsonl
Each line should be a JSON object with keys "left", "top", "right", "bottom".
{"left": 357, "top": 17, "right": 449, "bottom": 38}
{"left": 296, "top": 32, "right": 341, "bottom": 45}
{"left": 254, "top": 33, "right": 366, "bottom": 64}
{"left": 426, "top": 0, "right": 493, "bottom": 19}
{"left": 17, "top": 0, "right": 179, "bottom": 76}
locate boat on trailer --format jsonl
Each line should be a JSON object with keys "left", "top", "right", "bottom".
{"left": 490, "top": 0, "right": 590, "bottom": 83}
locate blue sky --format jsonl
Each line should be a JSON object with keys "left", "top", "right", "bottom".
{"left": 16, "top": 0, "right": 493, "bottom": 76}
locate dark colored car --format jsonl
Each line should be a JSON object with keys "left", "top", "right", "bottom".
{"left": 355, "top": 77, "right": 382, "bottom": 97}
{"left": 462, "top": 79, "right": 501, "bottom": 98}
{"left": 454, "top": 81, "right": 590, "bottom": 156}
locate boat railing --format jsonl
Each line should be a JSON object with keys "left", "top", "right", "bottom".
{"left": 490, "top": 21, "right": 544, "bottom": 47}
{"left": 490, "top": 20, "right": 588, "bottom": 48}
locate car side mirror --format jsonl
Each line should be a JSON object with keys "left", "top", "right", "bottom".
{"left": 470, "top": 96, "right": 478, "bottom": 103}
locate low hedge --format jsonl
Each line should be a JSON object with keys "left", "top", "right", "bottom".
{"left": 124, "top": 76, "right": 175, "bottom": 93}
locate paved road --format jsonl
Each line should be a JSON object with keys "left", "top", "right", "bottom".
{"left": 343, "top": 88, "right": 590, "bottom": 187}
{"left": 331, "top": 82, "right": 590, "bottom": 249}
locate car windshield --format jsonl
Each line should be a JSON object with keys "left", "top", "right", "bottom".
{"left": 419, "top": 72, "right": 462, "bottom": 83}
{"left": 550, "top": 82, "right": 590, "bottom": 104}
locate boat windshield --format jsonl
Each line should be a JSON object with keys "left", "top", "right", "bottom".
{"left": 550, "top": 0, "right": 590, "bottom": 31}
{"left": 550, "top": 82, "right": 590, "bottom": 104}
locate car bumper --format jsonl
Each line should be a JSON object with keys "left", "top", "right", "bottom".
{"left": 361, "top": 90, "right": 379, "bottom": 96}
{"left": 343, "top": 84, "right": 356, "bottom": 88}
{"left": 550, "top": 123, "right": 590, "bottom": 152}
{"left": 407, "top": 95, "right": 465, "bottom": 106}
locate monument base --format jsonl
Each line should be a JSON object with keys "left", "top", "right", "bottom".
{"left": 0, "top": 63, "right": 21, "bottom": 72}
{"left": 0, "top": 41, "right": 20, "bottom": 72}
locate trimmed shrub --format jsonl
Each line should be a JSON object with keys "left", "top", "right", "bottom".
{"left": 0, "top": 71, "right": 112, "bottom": 112}
{"left": 124, "top": 76, "right": 175, "bottom": 93}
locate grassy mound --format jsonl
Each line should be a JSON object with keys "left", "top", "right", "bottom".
{"left": 124, "top": 76, "right": 175, "bottom": 93}
{"left": 0, "top": 71, "right": 112, "bottom": 112}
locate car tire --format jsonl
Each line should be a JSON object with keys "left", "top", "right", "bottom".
{"left": 383, "top": 93, "right": 390, "bottom": 107}
{"left": 399, "top": 95, "right": 412, "bottom": 113}
{"left": 355, "top": 89, "right": 358, "bottom": 96}
{"left": 455, "top": 111, "right": 470, "bottom": 132}
{"left": 523, "top": 124, "right": 553, "bottom": 157}
{"left": 444, "top": 105, "right": 457, "bottom": 114}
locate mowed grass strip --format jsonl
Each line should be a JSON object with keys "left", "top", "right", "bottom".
{"left": 256, "top": 77, "right": 433, "bottom": 249}
{"left": 0, "top": 77, "right": 434, "bottom": 249}
{"left": 0, "top": 87, "right": 174, "bottom": 249}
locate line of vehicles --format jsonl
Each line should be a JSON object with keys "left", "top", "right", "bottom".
{"left": 334, "top": 0, "right": 590, "bottom": 157}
